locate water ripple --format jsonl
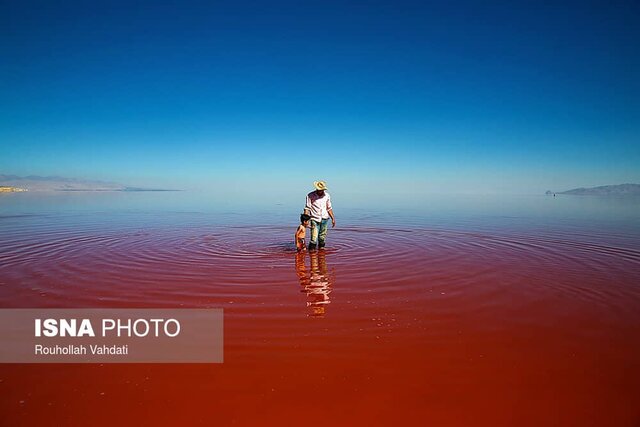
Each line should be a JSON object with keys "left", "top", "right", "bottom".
{"left": 1, "top": 218, "right": 639, "bottom": 314}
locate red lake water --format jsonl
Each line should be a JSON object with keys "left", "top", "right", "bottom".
{"left": 1, "top": 192, "right": 639, "bottom": 426}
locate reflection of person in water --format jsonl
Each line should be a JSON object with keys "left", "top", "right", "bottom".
{"left": 295, "top": 250, "right": 332, "bottom": 317}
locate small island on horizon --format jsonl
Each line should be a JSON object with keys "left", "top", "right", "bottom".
{"left": 546, "top": 183, "right": 640, "bottom": 196}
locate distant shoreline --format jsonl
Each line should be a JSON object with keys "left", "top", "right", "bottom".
{"left": 1, "top": 188, "right": 181, "bottom": 193}
{"left": 57, "top": 188, "right": 182, "bottom": 192}
{"left": 0, "top": 186, "right": 28, "bottom": 193}
{"left": 0, "top": 175, "right": 180, "bottom": 192}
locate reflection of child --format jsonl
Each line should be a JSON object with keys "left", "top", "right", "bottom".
{"left": 295, "top": 214, "right": 311, "bottom": 251}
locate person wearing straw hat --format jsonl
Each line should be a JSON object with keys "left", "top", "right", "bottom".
{"left": 304, "top": 180, "right": 336, "bottom": 250}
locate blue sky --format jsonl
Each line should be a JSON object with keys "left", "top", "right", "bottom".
{"left": 1, "top": 0, "right": 638, "bottom": 195}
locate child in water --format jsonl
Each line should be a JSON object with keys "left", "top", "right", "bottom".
{"left": 295, "top": 213, "right": 311, "bottom": 251}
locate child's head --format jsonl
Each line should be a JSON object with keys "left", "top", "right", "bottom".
{"left": 300, "top": 213, "right": 311, "bottom": 225}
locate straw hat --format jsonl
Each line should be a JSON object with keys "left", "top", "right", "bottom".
{"left": 313, "top": 181, "right": 328, "bottom": 191}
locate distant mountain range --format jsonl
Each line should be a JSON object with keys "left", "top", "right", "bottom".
{"left": 546, "top": 184, "right": 640, "bottom": 196}
{"left": 0, "top": 175, "right": 178, "bottom": 192}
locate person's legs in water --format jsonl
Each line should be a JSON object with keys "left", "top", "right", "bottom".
{"left": 308, "top": 219, "right": 320, "bottom": 250}
{"left": 318, "top": 218, "right": 329, "bottom": 248}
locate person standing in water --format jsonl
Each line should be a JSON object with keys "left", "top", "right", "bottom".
{"left": 304, "top": 180, "right": 336, "bottom": 250}
{"left": 295, "top": 213, "right": 311, "bottom": 251}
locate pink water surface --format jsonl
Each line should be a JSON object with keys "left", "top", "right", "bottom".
{"left": 1, "top": 197, "right": 639, "bottom": 426}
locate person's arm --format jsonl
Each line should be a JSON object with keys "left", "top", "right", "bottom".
{"left": 327, "top": 195, "right": 336, "bottom": 227}
{"left": 304, "top": 194, "right": 311, "bottom": 217}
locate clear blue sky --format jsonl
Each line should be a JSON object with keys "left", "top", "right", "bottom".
{"left": 1, "top": 0, "right": 638, "bottom": 195}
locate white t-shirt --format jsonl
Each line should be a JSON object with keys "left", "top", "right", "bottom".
{"left": 305, "top": 191, "right": 332, "bottom": 221}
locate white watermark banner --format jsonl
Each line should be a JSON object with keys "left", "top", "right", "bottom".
{"left": 0, "top": 309, "right": 223, "bottom": 363}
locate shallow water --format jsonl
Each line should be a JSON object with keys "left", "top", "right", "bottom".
{"left": 1, "top": 192, "right": 639, "bottom": 426}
